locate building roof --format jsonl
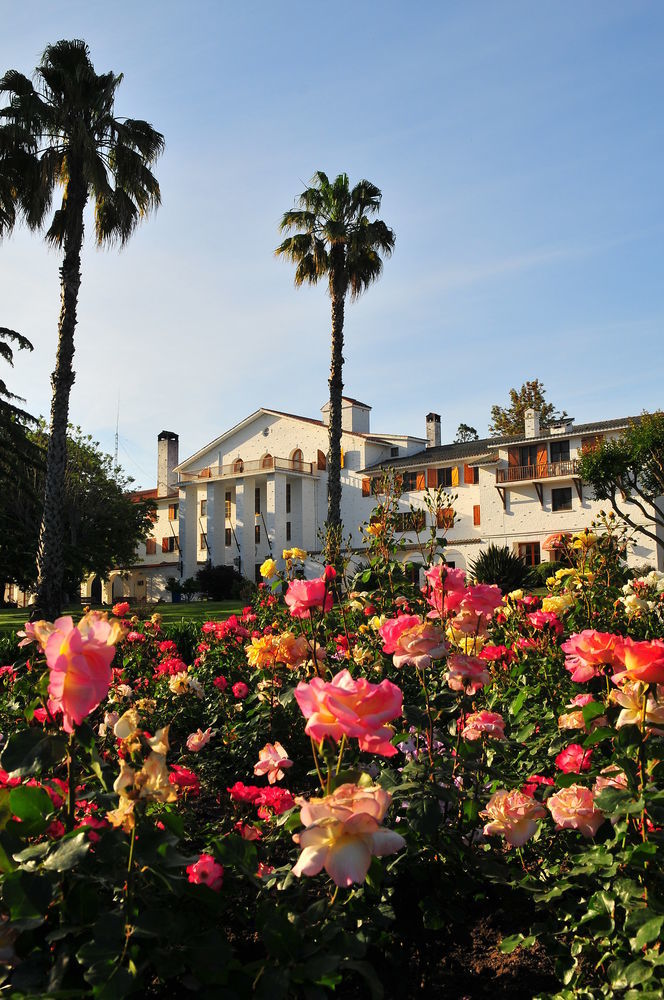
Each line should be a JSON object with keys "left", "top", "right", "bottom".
{"left": 362, "top": 416, "right": 638, "bottom": 473}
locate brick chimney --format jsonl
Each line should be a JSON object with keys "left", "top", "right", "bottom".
{"left": 524, "top": 408, "right": 540, "bottom": 440}
{"left": 157, "top": 431, "right": 179, "bottom": 497}
{"left": 426, "top": 412, "right": 441, "bottom": 448}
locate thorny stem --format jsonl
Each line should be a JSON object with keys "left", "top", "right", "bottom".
{"left": 639, "top": 686, "right": 650, "bottom": 846}
{"left": 335, "top": 734, "right": 348, "bottom": 776}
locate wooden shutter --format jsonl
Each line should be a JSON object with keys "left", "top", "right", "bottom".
{"left": 508, "top": 448, "right": 519, "bottom": 466}
{"left": 463, "top": 464, "right": 475, "bottom": 484}
{"left": 340, "top": 448, "right": 344, "bottom": 469}
{"left": 146, "top": 538, "right": 156, "bottom": 555}
{"left": 451, "top": 466, "right": 459, "bottom": 487}
{"left": 581, "top": 434, "right": 604, "bottom": 453}
{"left": 362, "top": 477, "right": 371, "bottom": 497}
{"left": 436, "top": 508, "right": 455, "bottom": 529}
{"left": 427, "top": 468, "right": 437, "bottom": 488}
{"left": 536, "top": 445, "right": 548, "bottom": 475}
{"left": 199, "top": 467, "right": 211, "bottom": 479}
{"left": 473, "top": 504, "right": 481, "bottom": 526}
{"left": 162, "top": 537, "right": 169, "bottom": 553}
{"left": 416, "top": 471, "right": 426, "bottom": 491}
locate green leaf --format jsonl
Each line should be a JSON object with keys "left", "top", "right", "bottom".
{"left": 515, "top": 722, "right": 535, "bottom": 742}
{"left": 0, "top": 728, "right": 67, "bottom": 778}
{"left": 500, "top": 933, "right": 536, "bottom": 954}
{"left": 623, "top": 959, "right": 654, "bottom": 986}
{"left": 9, "top": 785, "right": 54, "bottom": 836}
{"left": 582, "top": 701, "right": 607, "bottom": 726}
{"left": 43, "top": 831, "right": 90, "bottom": 871}
{"left": 633, "top": 916, "right": 664, "bottom": 950}
{"left": 2, "top": 869, "right": 52, "bottom": 929}
{"left": 582, "top": 726, "right": 616, "bottom": 746}
{"left": 509, "top": 690, "right": 528, "bottom": 718}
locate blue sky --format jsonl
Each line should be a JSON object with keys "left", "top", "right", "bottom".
{"left": 2, "top": 1, "right": 663, "bottom": 487}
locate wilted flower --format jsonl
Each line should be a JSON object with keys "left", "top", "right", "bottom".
{"left": 186, "top": 728, "right": 212, "bottom": 752}
{"left": 253, "top": 742, "right": 293, "bottom": 783}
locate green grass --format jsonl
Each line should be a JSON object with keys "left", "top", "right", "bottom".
{"left": 0, "top": 600, "right": 244, "bottom": 635}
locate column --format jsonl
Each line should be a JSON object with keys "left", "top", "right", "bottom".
{"left": 234, "top": 480, "right": 246, "bottom": 579}
{"left": 206, "top": 482, "right": 225, "bottom": 567}
{"left": 301, "top": 477, "right": 316, "bottom": 554}
{"left": 266, "top": 473, "right": 288, "bottom": 569}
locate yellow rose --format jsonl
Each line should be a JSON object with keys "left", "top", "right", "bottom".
{"left": 290, "top": 547, "right": 307, "bottom": 561}
{"left": 546, "top": 577, "right": 555, "bottom": 588}
{"left": 260, "top": 558, "right": 277, "bottom": 579}
{"left": 507, "top": 589, "right": 524, "bottom": 602}
{"left": 572, "top": 530, "right": 597, "bottom": 550}
{"left": 541, "top": 594, "right": 574, "bottom": 614}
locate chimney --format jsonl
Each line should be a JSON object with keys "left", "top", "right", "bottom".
{"left": 157, "top": 431, "right": 179, "bottom": 497}
{"left": 426, "top": 412, "right": 441, "bottom": 449}
{"left": 524, "top": 408, "right": 540, "bottom": 440}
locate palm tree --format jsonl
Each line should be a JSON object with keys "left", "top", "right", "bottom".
{"left": 0, "top": 40, "right": 164, "bottom": 617}
{"left": 276, "top": 172, "right": 395, "bottom": 539}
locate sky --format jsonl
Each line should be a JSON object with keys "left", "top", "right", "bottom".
{"left": 1, "top": 0, "right": 663, "bottom": 488}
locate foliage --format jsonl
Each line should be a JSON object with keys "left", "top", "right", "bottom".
{"left": 2, "top": 424, "right": 155, "bottom": 599}
{"left": 454, "top": 422, "right": 479, "bottom": 443}
{"left": 469, "top": 543, "right": 535, "bottom": 592}
{"left": 276, "top": 172, "right": 395, "bottom": 535}
{"left": 0, "top": 503, "right": 662, "bottom": 996}
{"left": 195, "top": 563, "right": 245, "bottom": 601}
{"left": 489, "top": 378, "right": 568, "bottom": 436}
{"left": 578, "top": 411, "right": 664, "bottom": 556}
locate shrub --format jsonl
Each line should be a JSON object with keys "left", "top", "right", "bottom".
{"left": 195, "top": 563, "right": 244, "bottom": 600}
{"left": 469, "top": 544, "right": 534, "bottom": 591}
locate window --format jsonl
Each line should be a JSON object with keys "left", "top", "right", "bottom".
{"left": 401, "top": 471, "right": 424, "bottom": 492}
{"left": 437, "top": 467, "right": 453, "bottom": 487}
{"left": 582, "top": 434, "right": 604, "bottom": 454}
{"left": 162, "top": 536, "right": 177, "bottom": 553}
{"left": 200, "top": 532, "right": 207, "bottom": 551}
{"left": 255, "top": 524, "right": 260, "bottom": 544}
{"left": 255, "top": 487, "right": 261, "bottom": 516}
{"left": 436, "top": 508, "right": 455, "bottom": 530}
{"left": 286, "top": 483, "right": 291, "bottom": 514}
{"left": 286, "top": 521, "right": 291, "bottom": 541}
{"left": 200, "top": 499, "right": 207, "bottom": 517}
{"left": 225, "top": 491, "right": 231, "bottom": 519}
{"left": 291, "top": 448, "right": 303, "bottom": 470}
{"left": 464, "top": 464, "right": 479, "bottom": 484}
{"left": 362, "top": 477, "right": 371, "bottom": 497}
{"left": 145, "top": 538, "right": 156, "bottom": 555}
{"left": 168, "top": 503, "right": 179, "bottom": 521}
{"left": 390, "top": 446, "right": 399, "bottom": 457}
{"left": 473, "top": 505, "right": 481, "bottom": 526}
{"left": 393, "top": 511, "right": 426, "bottom": 532}
{"left": 552, "top": 487, "right": 573, "bottom": 512}
{"left": 518, "top": 542, "right": 541, "bottom": 566}
{"left": 225, "top": 527, "right": 232, "bottom": 547}
{"left": 261, "top": 453, "right": 273, "bottom": 469}
{"left": 317, "top": 450, "right": 326, "bottom": 470}
{"left": 519, "top": 445, "right": 538, "bottom": 467}
{"left": 255, "top": 563, "right": 263, "bottom": 584}
{"left": 233, "top": 458, "right": 244, "bottom": 473}
{"left": 550, "top": 439, "right": 570, "bottom": 463}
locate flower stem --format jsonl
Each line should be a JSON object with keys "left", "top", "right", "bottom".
{"left": 66, "top": 732, "right": 76, "bottom": 832}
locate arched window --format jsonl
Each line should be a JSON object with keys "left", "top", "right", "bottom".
{"left": 317, "top": 449, "right": 326, "bottom": 470}
{"left": 291, "top": 448, "right": 304, "bottom": 471}
{"left": 261, "top": 453, "right": 273, "bottom": 469}
{"left": 233, "top": 458, "right": 244, "bottom": 473}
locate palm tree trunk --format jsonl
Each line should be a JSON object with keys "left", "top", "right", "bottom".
{"left": 33, "top": 175, "right": 86, "bottom": 620}
{"left": 327, "top": 247, "right": 346, "bottom": 539}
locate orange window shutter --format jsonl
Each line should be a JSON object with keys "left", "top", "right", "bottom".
{"left": 161, "top": 537, "right": 169, "bottom": 553}
{"left": 508, "top": 448, "right": 519, "bottom": 467}
{"left": 463, "top": 464, "right": 474, "bottom": 484}
{"left": 536, "top": 445, "right": 548, "bottom": 471}
{"left": 362, "top": 477, "right": 371, "bottom": 497}
{"left": 416, "top": 471, "right": 426, "bottom": 491}
{"left": 473, "top": 504, "right": 481, "bottom": 526}
{"left": 451, "top": 466, "right": 459, "bottom": 487}
{"left": 427, "top": 468, "right": 437, "bottom": 488}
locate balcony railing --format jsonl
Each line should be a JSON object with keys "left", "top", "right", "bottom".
{"left": 179, "top": 456, "right": 317, "bottom": 483}
{"left": 496, "top": 459, "right": 579, "bottom": 484}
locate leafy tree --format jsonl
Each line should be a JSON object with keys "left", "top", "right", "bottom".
{"left": 2, "top": 425, "right": 155, "bottom": 602}
{"left": 489, "top": 379, "right": 568, "bottom": 437}
{"left": 195, "top": 564, "right": 244, "bottom": 601}
{"left": 578, "top": 412, "right": 664, "bottom": 556}
{"left": 455, "top": 423, "right": 479, "bottom": 443}
{"left": 276, "top": 172, "right": 395, "bottom": 537}
{"left": 0, "top": 39, "right": 164, "bottom": 617}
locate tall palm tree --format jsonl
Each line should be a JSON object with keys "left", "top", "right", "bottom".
{"left": 276, "top": 171, "right": 395, "bottom": 538}
{"left": 0, "top": 40, "right": 164, "bottom": 617}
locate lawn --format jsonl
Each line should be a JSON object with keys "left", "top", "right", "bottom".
{"left": 0, "top": 600, "right": 243, "bottom": 635}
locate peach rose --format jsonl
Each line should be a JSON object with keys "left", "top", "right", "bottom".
{"left": 294, "top": 669, "right": 402, "bottom": 757}
{"left": 378, "top": 614, "right": 422, "bottom": 654}
{"left": 253, "top": 742, "right": 293, "bottom": 784}
{"left": 444, "top": 654, "right": 491, "bottom": 694}
{"left": 612, "top": 638, "right": 664, "bottom": 686}
{"left": 461, "top": 711, "right": 505, "bottom": 741}
{"left": 609, "top": 682, "right": 664, "bottom": 732}
{"left": 390, "top": 622, "right": 448, "bottom": 669}
{"left": 547, "top": 784, "right": 604, "bottom": 838}
{"left": 561, "top": 630, "right": 623, "bottom": 683}
{"left": 481, "top": 788, "right": 546, "bottom": 847}
{"left": 46, "top": 614, "right": 116, "bottom": 733}
{"left": 292, "top": 783, "right": 405, "bottom": 887}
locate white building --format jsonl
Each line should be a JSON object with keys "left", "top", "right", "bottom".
{"left": 175, "top": 398, "right": 425, "bottom": 584}
{"left": 364, "top": 409, "right": 663, "bottom": 574}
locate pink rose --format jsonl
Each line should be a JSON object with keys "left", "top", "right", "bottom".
{"left": 444, "top": 654, "right": 491, "bottom": 694}
{"left": 186, "top": 853, "right": 224, "bottom": 891}
{"left": 481, "top": 788, "right": 546, "bottom": 847}
{"left": 232, "top": 682, "right": 249, "bottom": 699}
{"left": 213, "top": 675, "right": 228, "bottom": 691}
{"left": 424, "top": 565, "right": 467, "bottom": 617}
{"left": 561, "top": 630, "right": 623, "bottom": 683}
{"left": 125, "top": 631, "right": 146, "bottom": 644}
{"left": 390, "top": 623, "right": 448, "bottom": 669}
{"left": 527, "top": 611, "right": 563, "bottom": 635}
{"left": 521, "top": 774, "right": 555, "bottom": 798}
{"left": 112, "top": 602, "right": 130, "bottom": 617}
{"left": 612, "top": 638, "right": 664, "bottom": 686}
{"left": 46, "top": 615, "right": 116, "bottom": 733}
{"left": 292, "top": 783, "right": 405, "bottom": 887}
{"left": 169, "top": 765, "right": 200, "bottom": 796}
{"left": 294, "top": 668, "right": 402, "bottom": 757}
{"left": 186, "top": 728, "right": 212, "bottom": 752}
{"left": 378, "top": 615, "right": 422, "bottom": 654}
{"left": 253, "top": 742, "right": 293, "bottom": 784}
{"left": 555, "top": 743, "right": 592, "bottom": 773}
{"left": 158, "top": 640, "right": 178, "bottom": 655}
{"left": 547, "top": 784, "right": 604, "bottom": 838}
{"left": 284, "top": 577, "right": 333, "bottom": 619}
{"left": 461, "top": 711, "right": 505, "bottom": 741}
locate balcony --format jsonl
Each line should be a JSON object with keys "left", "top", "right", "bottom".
{"left": 496, "top": 460, "right": 579, "bottom": 484}
{"left": 179, "top": 456, "right": 318, "bottom": 483}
